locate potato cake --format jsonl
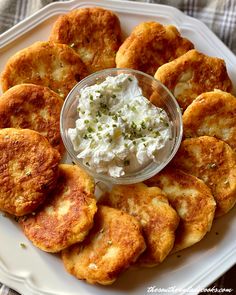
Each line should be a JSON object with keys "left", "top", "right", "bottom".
{"left": 183, "top": 90, "right": 236, "bottom": 152}
{"left": 99, "top": 183, "right": 179, "bottom": 266}
{"left": 145, "top": 168, "right": 216, "bottom": 252}
{"left": 154, "top": 50, "right": 232, "bottom": 110}
{"left": 172, "top": 136, "right": 236, "bottom": 217}
{"left": 0, "top": 84, "right": 64, "bottom": 155}
{"left": 1, "top": 41, "right": 88, "bottom": 99}
{"left": 116, "top": 21, "right": 193, "bottom": 76}
{"left": 62, "top": 205, "right": 146, "bottom": 285}
{"left": 50, "top": 7, "right": 122, "bottom": 74}
{"left": 0, "top": 128, "right": 60, "bottom": 216}
{"left": 19, "top": 164, "right": 97, "bottom": 252}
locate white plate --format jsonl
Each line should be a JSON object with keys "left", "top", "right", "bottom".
{"left": 0, "top": 1, "right": 236, "bottom": 295}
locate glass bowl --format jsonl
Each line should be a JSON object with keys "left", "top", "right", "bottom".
{"left": 60, "top": 68, "right": 183, "bottom": 184}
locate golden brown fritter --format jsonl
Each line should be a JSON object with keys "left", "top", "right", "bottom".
{"left": 62, "top": 205, "right": 146, "bottom": 285}
{"left": 0, "top": 128, "right": 60, "bottom": 216}
{"left": 50, "top": 7, "right": 122, "bottom": 74}
{"left": 1, "top": 41, "right": 88, "bottom": 99}
{"left": 154, "top": 50, "right": 232, "bottom": 110}
{"left": 145, "top": 168, "right": 216, "bottom": 252}
{"left": 116, "top": 21, "right": 193, "bottom": 76}
{"left": 183, "top": 90, "right": 236, "bottom": 152}
{"left": 172, "top": 136, "right": 236, "bottom": 217}
{"left": 99, "top": 183, "right": 179, "bottom": 266}
{"left": 0, "top": 84, "right": 64, "bottom": 155}
{"left": 19, "top": 164, "right": 97, "bottom": 253}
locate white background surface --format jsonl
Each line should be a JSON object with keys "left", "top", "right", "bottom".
{"left": 0, "top": 1, "right": 236, "bottom": 294}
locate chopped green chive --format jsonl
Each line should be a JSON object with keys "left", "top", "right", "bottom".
{"left": 87, "top": 127, "right": 94, "bottom": 133}
{"left": 124, "top": 134, "right": 131, "bottom": 140}
{"left": 131, "top": 121, "right": 137, "bottom": 129}
{"left": 96, "top": 111, "right": 102, "bottom": 117}
{"left": 112, "top": 114, "right": 118, "bottom": 121}
{"left": 141, "top": 121, "right": 146, "bottom": 129}
{"left": 100, "top": 102, "right": 107, "bottom": 109}
{"left": 160, "top": 118, "right": 169, "bottom": 127}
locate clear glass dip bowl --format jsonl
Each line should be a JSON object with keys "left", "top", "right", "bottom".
{"left": 60, "top": 68, "right": 183, "bottom": 184}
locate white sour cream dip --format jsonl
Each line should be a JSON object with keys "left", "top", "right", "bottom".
{"left": 68, "top": 73, "right": 171, "bottom": 177}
